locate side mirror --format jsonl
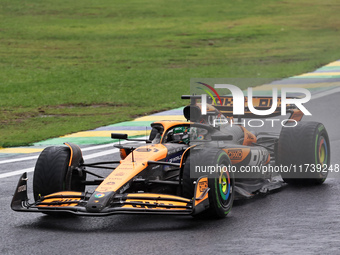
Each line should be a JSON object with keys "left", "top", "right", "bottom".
{"left": 111, "top": 133, "right": 128, "bottom": 140}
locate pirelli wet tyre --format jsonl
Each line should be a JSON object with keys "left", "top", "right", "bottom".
{"left": 33, "top": 146, "right": 86, "bottom": 202}
{"left": 182, "top": 148, "right": 235, "bottom": 219}
{"left": 276, "top": 122, "right": 330, "bottom": 185}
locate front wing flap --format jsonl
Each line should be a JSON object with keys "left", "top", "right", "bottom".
{"left": 11, "top": 173, "right": 210, "bottom": 216}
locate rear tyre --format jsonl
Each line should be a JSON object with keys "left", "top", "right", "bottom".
{"left": 33, "top": 146, "right": 86, "bottom": 202}
{"left": 182, "top": 149, "right": 235, "bottom": 219}
{"left": 276, "top": 122, "right": 330, "bottom": 185}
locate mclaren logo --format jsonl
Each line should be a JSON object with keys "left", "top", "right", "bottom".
{"left": 227, "top": 149, "right": 243, "bottom": 160}
{"left": 199, "top": 181, "right": 208, "bottom": 192}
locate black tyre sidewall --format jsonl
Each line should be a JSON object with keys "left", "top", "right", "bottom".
{"left": 33, "top": 146, "right": 70, "bottom": 201}
{"left": 277, "top": 122, "right": 330, "bottom": 185}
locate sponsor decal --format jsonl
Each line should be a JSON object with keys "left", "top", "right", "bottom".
{"left": 167, "top": 147, "right": 186, "bottom": 154}
{"left": 199, "top": 181, "right": 208, "bottom": 192}
{"left": 195, "top": 82, "right": 312, "bottom": 128}
{"left": 199, "top": 83, "right": 311, "bottom": 116}
{"left": 197, "top": 134, "right": 204, "bottom": 140}
{"left": 115, "top": 172, "right": 125, "bottom": 176}
{"left": 136, "top": 147, "right": 159, "bottom": 153}
{"left": 17, "top": 185, "right": 27, "bottom": 193}
{"left": 40, "top": 198, "right": 79, "bottom": 207}
{"left": 168, "top": 155, "right": 182, "bottom": 163}
{"left": 318, "top": 125, "right": 325, "bottom": 132}
{"left": 136, "top": 148, "right": 152, "bottom": 152}
{"left": 108, "top": 177, "right": 122, "bottom": 181}
{"left": 98, "top": 188, "right": 110, "bottom": 192}
{"left": 227, "top": 149, "right": 243, "bottom": 160}
{"left": 126, "top": 200, "right": 184, "bottom": 209}
{"left": 94, "top": 193, "right": 105, "bottom": 198}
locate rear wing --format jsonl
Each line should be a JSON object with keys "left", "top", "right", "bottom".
{"left": 181, "top": 95, "right": 304, "bottom": 121}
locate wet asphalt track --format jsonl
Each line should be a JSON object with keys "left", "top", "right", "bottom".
{"left": 1, "top": 92, "right": 340, "bottom": 255}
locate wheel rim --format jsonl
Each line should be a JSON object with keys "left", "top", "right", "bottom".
{"left": 218, "top": 165, "right": 231, "bottom": 206}
{"left": 318, "top": 136, "right": 328, "bottom": 165}
{"left": 221, "top": 175, "right": 227, "bottom": 193}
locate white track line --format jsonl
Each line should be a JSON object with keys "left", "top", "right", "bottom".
{"left": 0, "top": 167, "right": 34, "bottom": 179}
{"left": 83, "top": 148, "right": 119, "bottom": 160}
{"left": 81, "top": 143, "right": 115, "bottom": 152}
{"left": 311, "top": 86, "right": 340, "bottom": 100}
{"left": 0, "top": 137, "right": 148, "bottom": 165}
{"left": 0, "top": 149, "right": 119, "bottom": 179}
{"left": 0, "top": 143, "right": 115, "bottom": 165}
{"left": 0, "top": 155, "right": 40, "bottom": 165}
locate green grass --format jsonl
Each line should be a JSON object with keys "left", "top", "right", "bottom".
{"left": 1, "top": 0, "right": 340, "bottom": 147}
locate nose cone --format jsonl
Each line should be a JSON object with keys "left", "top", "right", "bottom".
{"left": 86, "top": 191, "right": 115, "bottom": 213}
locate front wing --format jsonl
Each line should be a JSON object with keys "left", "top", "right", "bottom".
{"left": 11, "top": 173, "right": 210, "bottom": 216}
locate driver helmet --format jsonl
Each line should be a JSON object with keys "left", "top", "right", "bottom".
{"left": 171, "top": 126, "right": 190, "bottom": 144}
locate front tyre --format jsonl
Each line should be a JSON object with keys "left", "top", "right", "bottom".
{"left": 33, "top": 146, "right": 86, "bottom": 202}
{"left": 207, "top": 155, "right": 234, "bottom": 218}
{"left": 182, "top": 149, "right": 235, "bottom": 219}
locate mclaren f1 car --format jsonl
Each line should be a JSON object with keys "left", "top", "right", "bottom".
{"left": 11, "top": 94, "right": 330, "bottom": 219}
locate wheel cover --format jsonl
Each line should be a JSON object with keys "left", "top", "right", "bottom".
{"left": 218, "top": 165, "right": 231, "bottom": 203}
{"left": 318, "top": 137, "right": 328, "bottom": 165}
